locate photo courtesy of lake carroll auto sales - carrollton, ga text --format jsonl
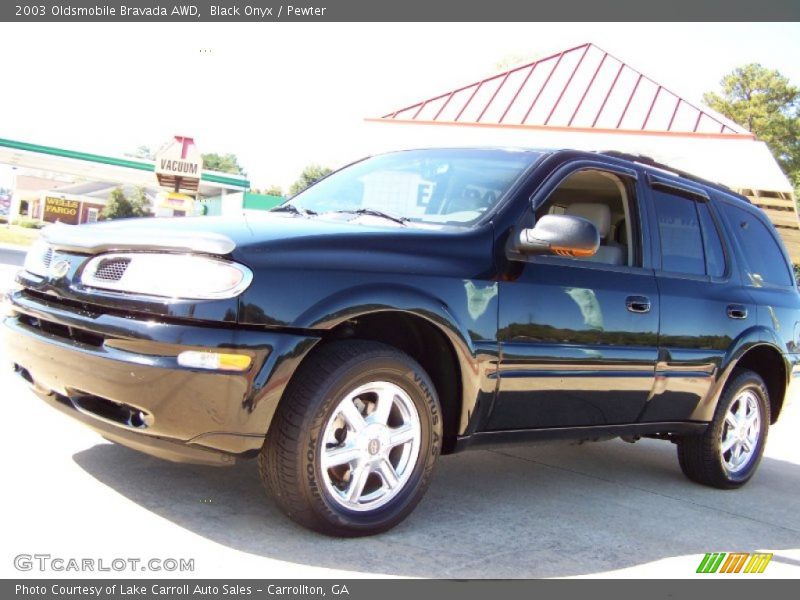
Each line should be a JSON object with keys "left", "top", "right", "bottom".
{"left": 15, "top": 584, "right": 348, "bottom": 597}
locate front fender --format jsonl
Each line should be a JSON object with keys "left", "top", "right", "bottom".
{"left": 294, "top": 282, "right": 471, "bottom": 336}
{"left": 293, "top": 283, "right": 493, "bottom": 435}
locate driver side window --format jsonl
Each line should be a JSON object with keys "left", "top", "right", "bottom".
{"left": 535, "top": 169, "right": 639, "bottom": 268}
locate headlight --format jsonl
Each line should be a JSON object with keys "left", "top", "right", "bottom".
{"left": 80, "top": 253, "right": 253, "bottom": 300}
{"left": 23, "top": 239, "right": 53, "bottom": 277}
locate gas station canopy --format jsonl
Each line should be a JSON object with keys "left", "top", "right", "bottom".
{"left": 0, "top": 136, "right": 249, "bottom": 196}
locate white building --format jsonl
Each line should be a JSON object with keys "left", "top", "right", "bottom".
{"left": 364, "top": 43, "right": 799, "bottom": 259}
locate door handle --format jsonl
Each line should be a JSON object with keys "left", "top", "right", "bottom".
{"left": 727, "top": 304, "right": 748, "bottom": 320}
{"left": 626, "top": 295, "right": 651, "bottom": 314}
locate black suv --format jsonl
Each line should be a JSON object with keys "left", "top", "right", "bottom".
{"left": 4, "top": 148, "right": 798, "bottom": 536}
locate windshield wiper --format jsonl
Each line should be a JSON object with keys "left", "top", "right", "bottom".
{"left": 334, "top": 208, "right": 408, "bottom": 225}
{"left": 271, "top": 204, "right": 317, "bottom": 217}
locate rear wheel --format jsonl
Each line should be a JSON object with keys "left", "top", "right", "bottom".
{"left": 676, "top": 369, "right": 770, "bottom": 489}
{"left": 258, "top": 340, "right": 442, "bottom": 536}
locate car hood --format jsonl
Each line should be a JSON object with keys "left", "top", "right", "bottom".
{"left": 42, "top": 213, "right": 492, "bottom": 278}
{"left": 27, "top": 213, "right": 496, "bottom": 329}
{"left": 235, "top": 212, "right": 491, "bottom": 277}
{"left": 41, "top": 215, "right": 252, "bottom": 255}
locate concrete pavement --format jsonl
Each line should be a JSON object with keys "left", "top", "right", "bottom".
{"left": 0, "top": 243, "right": 24, "bottom": 296}
{"left": 0, "top": 243, "right": 26, "bottom": 267}
{"left": 0, "top": 342, "right": 798, "bottom": 578}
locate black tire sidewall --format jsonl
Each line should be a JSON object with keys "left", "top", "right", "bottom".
{"left": 301, "top": 353, "right": 442, "bottom": 534}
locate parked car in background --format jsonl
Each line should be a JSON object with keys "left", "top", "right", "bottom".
{"left": 4, "top": 148, "right": 798, "bottom": 536}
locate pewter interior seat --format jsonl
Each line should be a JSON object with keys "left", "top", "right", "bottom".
{"left": 565, "top": 203, "right": 626, "bottom": 265}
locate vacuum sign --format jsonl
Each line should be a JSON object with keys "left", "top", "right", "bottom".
{"left": 157, "top": 158, "right": 200, "bottom": 177}
{"left": 154, "top": 136, "right": 203, "bottom": 193}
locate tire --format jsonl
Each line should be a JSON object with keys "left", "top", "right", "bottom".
{"left": 258, "top": 340, "right": 443, "bottom": 536}
{"left": 676, "top": 369, "right": 770, "bottom": 489}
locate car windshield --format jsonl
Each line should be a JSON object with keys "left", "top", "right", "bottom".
{"left": 282, "top": 148, "right": 542, "bottom": 226}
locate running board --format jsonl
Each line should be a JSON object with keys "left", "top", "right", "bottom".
{"left": 455, "top": 422, "right": 707, "bottom": 452}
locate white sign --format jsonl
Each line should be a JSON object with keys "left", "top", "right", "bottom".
{"left": 154, "top": 136, "right": 203, "bottom": 191}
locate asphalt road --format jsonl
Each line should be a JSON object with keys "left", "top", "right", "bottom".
{"left": 0, "top": 246, "right": 22, "bottom": 298}
{"left": 0, "top": 258, "right": 798, "bottom": 579}
{"left": 0, "top": 245, "right": 25, "bottom": 267}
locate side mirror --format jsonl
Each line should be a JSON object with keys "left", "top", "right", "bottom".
{"left": 517, "top": 214, "right": 600, "bottom": 257}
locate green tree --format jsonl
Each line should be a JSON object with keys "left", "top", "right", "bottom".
{"left": 262, "top": 184, "right": 284, "bottom": 197}
{"left": 495, "top": 53, "right": 539, "bottom": 72}
{"left": 103, "top": 187, "right": 151, "bottom": 220}
{"left": 128, "top": 145, "right": 154, "bottom": 160}
{"left": 289, "top": 164, "right": 333, "bottom": 196}
{"left": 129, "top": 187, "right": 151, "bottom": 215}
{"left": 250, "top": 185, "right": 284, "bottom": 197}
{"left": 703, "top": 64, "right": 800, "bottom": 186}
{"left": 202, "top": 152, "right": 247, "bottom": 176}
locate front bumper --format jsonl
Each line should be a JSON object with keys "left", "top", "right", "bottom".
{"left": 3, "top": 290, "right": 319, "bottom": 465}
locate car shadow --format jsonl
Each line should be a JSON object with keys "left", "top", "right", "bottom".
{"left": 72, "top": 438, "right": 800, "bottom": 578}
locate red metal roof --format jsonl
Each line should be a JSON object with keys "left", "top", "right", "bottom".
{"left": 380, "top": 43, "right": 748, "bottom": 137}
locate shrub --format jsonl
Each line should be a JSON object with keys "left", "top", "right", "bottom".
{"left": 14, "top": 219, "right": 46, "bottom": 229}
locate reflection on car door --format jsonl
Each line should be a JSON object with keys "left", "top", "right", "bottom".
{"left": 492, "top": 262, "right": 660, "bottom": 429}
{"left": 640, "top": 180, "right": 759, "bottom": 423}
{"left": 489, "top": 165, "right": 660, "bottom": 430}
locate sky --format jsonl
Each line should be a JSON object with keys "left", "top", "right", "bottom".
{"left": 0, "top": 22, "right": 799, "bottom": 191}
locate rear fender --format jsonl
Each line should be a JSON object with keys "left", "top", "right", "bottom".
{"left": 690, "top": 325, "right": 788, "bottom": 422}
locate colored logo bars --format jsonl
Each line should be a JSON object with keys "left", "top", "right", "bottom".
{"left": 696, "top": 552, "right": 773, "bottom": 574}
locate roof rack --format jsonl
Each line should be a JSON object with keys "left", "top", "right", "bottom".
{"left": 597, "top": 150, "right": 736, "bottom": 195}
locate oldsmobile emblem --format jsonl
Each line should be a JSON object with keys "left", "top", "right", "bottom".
{"left": 367, "top": 438, "right": 380, "bottom": 456}
{"left": 49, "top": 259, "right": 71, "bottom": 279}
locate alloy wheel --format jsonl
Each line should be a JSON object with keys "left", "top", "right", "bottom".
{"left": 720, "top": 389, "right": 761, "bottom": 474}
{"left": 320, "top": 381, "right": 422, "bottom": 512}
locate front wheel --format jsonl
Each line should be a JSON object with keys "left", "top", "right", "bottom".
{"left": 676, "top": 369, "right": 770, "bottom": 489}
{"left": 258, "top": 340, "right": 442, "bottom": 536}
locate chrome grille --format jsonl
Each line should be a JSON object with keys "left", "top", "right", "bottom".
{"left": 42, "top": 247, "right": 53, "bottom": 268}
{"left": 93, "top": 257, "right": 131, "bottom": 281}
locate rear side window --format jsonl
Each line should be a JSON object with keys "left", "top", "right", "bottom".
{"left": 697, "top": 202, "right": 726, "bottom": 278}
{"left": 720, "top": 202, "right": 793, "bottom": 287}
{"left": 652, "top": 190, "right": 705, "bottom": 275}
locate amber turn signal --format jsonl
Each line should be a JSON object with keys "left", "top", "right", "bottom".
{"left": 177, "top": 351, "right": 252, "bottom": 372}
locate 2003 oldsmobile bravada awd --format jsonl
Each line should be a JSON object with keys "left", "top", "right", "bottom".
{"left": 4, "top": 148, "right": 799, "bottom": 536}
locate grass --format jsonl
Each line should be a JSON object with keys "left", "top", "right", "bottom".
{"left": 0, "top": 225, "right": 41, "bottom": 247}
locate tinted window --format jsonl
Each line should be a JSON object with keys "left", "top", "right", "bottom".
{"left": 721, "top": 203, "right": 793, "bottom": 287}
{"left": 288, "top": 148, "right": 541, "bottom": 226}
{"left": 697, "top": 202, "right": 726, "bottom": 278}
{"left": 653, "top": 191, "right": 705, "bottom": 275}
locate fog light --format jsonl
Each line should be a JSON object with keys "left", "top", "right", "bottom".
{"left": 177, "top": 351, "right": 252, "bottom": 372}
